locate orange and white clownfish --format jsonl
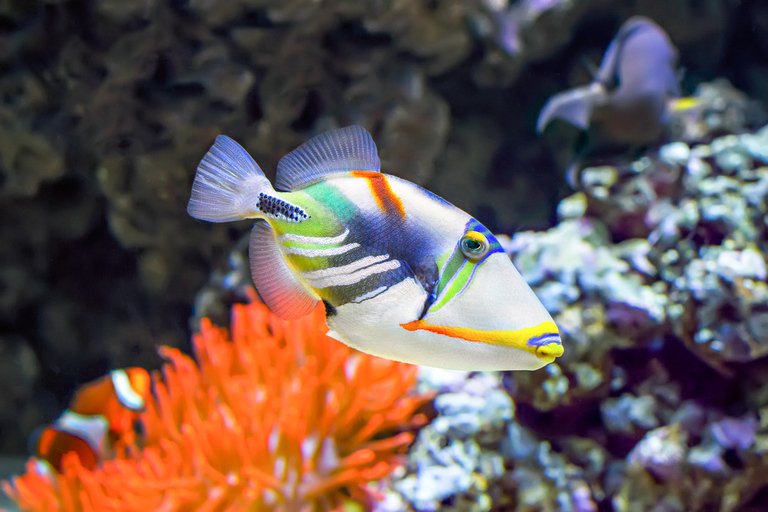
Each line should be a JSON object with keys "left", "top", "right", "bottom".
{"left": 35, "top": 368, "right": 150, "bottom": 472}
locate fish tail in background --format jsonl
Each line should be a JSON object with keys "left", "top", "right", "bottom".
{"left": 187, "top": 135, "right": 273, "bottom": 222}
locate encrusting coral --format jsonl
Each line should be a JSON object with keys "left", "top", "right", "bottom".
{"left": 2, "top": 295, "right": 431, "bottom": 512}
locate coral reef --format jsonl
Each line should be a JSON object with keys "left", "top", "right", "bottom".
{"left": 378, "top": 368, "right": 604, "bottom": 512}
{"left": 3, "top": 0, "right": 768, "bottom": 456}
{"left": 2, "top": 299, "right": 430, "bottom": 511}
{"left": 3, "top": 1, "right": 768, "bottom": 510}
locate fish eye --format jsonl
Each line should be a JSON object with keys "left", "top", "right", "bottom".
{"left": 460, "top": 231, "right": 489, "bottom": 260}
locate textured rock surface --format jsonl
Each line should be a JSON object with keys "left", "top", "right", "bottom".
{"left": 366, "top": 120, "right": 768, "bottom": 511}
{"left": 1, "top": 0, "right": 767, "bottom": 497}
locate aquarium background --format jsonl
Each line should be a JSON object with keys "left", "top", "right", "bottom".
{"left": 2, "top": 0, "right": 768, "bottom": 510}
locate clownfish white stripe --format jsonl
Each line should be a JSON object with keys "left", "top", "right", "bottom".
{"left": 302, "top": 254, "right": 391, "bottom": 280}
{"left": 280, "top": 228, "right": 350, "bottom": 246}
{"left": 52, "top": 411, "right": 109, "bottom": 455}
{"left": 283, "top": 242, "right": 360, "bottom": 257}
{"left": 110, "top": 370, "right": 145, "bottom": 412}
{"left": 307, "top": 260, "right": 401, "bottom": 289}
{"left": 353, "top": 285, "right": 389, "bottom": 303}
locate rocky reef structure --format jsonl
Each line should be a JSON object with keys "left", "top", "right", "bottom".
{"left": 380, "top": 121, "right": 768, "bottom": 510}
{"left": 0, "top": 0, "right": 604, "bottom": 452}
{"left": 2, "top": 2, "right": 768, "bottom": 510}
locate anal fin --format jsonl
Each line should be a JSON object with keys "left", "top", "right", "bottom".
{"left": 249, "top": 219, "right": 320, "bottom": 320}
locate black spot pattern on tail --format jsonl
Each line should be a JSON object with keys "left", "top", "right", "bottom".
{"left": 322, "top": 299, "right": 337, "bottom": 317}
{"left": 257, "top": 193, "right": 309, "bottom": 223}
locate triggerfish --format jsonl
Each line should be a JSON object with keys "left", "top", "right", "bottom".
{"left": 537, "top": 16, "right": 680, "bottom": 176}
{"left": 187, "top": 126, "right": 563, "bottom": 371}
{"left": 35, "top": 368, "right": 150, "bottom": 471}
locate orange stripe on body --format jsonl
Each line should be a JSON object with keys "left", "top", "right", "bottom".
{"left": 350, "top": 170, "right": 405, "bottom": 218}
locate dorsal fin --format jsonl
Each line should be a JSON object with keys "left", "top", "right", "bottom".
{"left": 275, "top": 125, "right": 381, "bottom": 192}
{"left": 249, "top": 219, "right": 320, "bottom": 320}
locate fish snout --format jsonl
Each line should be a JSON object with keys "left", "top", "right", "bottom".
{"left": 535, "top": 338, "right": 565, "bottom": 363}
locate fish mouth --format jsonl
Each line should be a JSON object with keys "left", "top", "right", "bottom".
{"left": 400, "top": 320, "right": 564, "bottom": 363}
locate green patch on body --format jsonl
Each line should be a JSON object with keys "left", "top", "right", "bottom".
{"left": 256, "top": 181, "right": 364, "bottom": 303}
{"left": 434, "top": 248, "right": 464, "bottom": 300}
{"left": 428, "top": 259, "right": 477, "bottom": 315}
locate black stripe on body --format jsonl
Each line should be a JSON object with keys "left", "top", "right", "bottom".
{"left": 315, "top": 211, "right": 438, "bottom": 308}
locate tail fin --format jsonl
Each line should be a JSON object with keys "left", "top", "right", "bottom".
{"left": 187, "top": 135, "right": 272, "bottom": 222}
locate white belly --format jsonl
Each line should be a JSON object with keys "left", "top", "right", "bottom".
{"left": 324, "top": 278, "right": 546, "bottom": 371}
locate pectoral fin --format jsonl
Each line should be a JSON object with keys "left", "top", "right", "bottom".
{"left": 249, "top": 219, "right": 320, "bottom": 320}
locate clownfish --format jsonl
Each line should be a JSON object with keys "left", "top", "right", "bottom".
{"left": 187, "top": 126, "right": 563, "bottom": 371}
{"left": 35, "top": 368, "right": 150, "bottom": 471}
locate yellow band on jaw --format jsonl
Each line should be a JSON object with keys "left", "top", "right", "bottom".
{"left": 399, "top": 320, "right": 564, "bottom": 362}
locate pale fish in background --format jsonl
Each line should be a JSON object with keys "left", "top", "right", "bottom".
{"left": 187, "top": 126, "right": 563, "bottom": 371}
{"left": 537, "top": 16, "right": 680, "bottom": 181}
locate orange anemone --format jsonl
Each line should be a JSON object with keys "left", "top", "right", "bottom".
{"left": 3, "top": 299, "right": 431, "bottom": 511}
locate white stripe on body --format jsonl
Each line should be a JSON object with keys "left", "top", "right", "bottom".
{"left": 353, "top": 285, "right": 388, "bottom": 303}
{"left": 279, "top": 228, "right": 349, "bottom": 246}
{"left": 305, "top": 260, "right": 401, "bottom": 289}
{"left": 283, "top": 242, "right": 360, "bottom": 257}
{"left": 110, "top": 370, "right": 145, "bottom": 412}
{"left": 302, "top": 254, "right": 390, "bottom": 280}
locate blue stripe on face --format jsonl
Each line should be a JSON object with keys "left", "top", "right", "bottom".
{"left": 527, "top": 333, "right": 562, "bottom": 347}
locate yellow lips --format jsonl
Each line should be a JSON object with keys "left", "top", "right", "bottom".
{"left": 400, "top": 320, "right": 564, "bottom": 362}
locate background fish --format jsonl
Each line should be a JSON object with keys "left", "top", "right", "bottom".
{"left": 537, "top": 16, "right": 680, "bottom": 182}
{"left": 187, "top": 126, "right": 563, "bottom": 371}
{"left": 34, "top": 368, "right": 150, "bottom": 472}
{"left": 35, "top": 413, "right": 108, "bottom": 472}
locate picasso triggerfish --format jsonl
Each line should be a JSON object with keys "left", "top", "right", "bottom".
{"left": 188, "top": 126, "right": 563, "bottom": 371}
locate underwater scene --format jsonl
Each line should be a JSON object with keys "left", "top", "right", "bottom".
{"left": 1, "top": 0, "right": 768, "bottom": 511}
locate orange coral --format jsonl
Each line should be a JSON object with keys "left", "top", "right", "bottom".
{"left": 3, "top": 299, "right": 431, "bottom": 512}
